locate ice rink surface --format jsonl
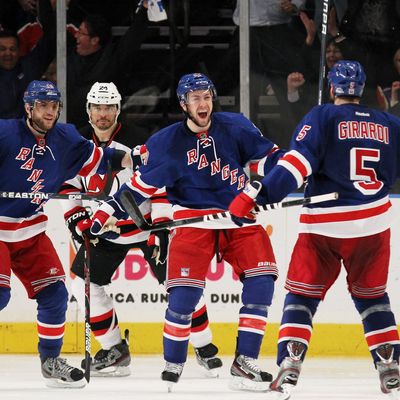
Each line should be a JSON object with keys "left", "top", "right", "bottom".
{"left": 0, "top": 354, "right": 396, "bottom": 400}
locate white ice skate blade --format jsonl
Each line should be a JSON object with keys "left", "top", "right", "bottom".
{"left": 228, "top": 376, "right": 270, "bottom": 392}
{"left": 166, "top": 381, "right": 176, "bottom": 393}
{"left": 91, "top": 366, "right": 131, "bottom": 377}
{"left": 44, "top": 377, "right": 86, "bottom": 389}
{"left": 200, "top": 366, "right": 221, "bottom": 378}
{"left": 265, "top": 387, "right": 292, "bottom": 400}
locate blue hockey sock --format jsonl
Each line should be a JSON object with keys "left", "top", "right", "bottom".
{"left": 237, "top": 275, "right": 274, "bottom": 358}
{"left": 163, "top": 286, "right": 202, "bottom": 363}
{"left": 277, "top": 293, "right": 320, "bottom": 365}
{"left": 35, "top": 281, "right": 68, "bottom": 361}
{"left": 0, "top": 287, "right": 11, "bottom": 310}
{"left": 352, "top": 293, "right": 400, "bottom": 364}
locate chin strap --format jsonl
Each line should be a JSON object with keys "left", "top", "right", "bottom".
{"left": 26, "top": 117, "right": 48, "bottom": 136}
{"left": 25, "top": 102, "right": 61, "bottom": 135}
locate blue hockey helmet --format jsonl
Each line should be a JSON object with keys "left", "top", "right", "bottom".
{"left": 23, "top": 80, "right": 62, "bottom": 105}
{"left": 327, "top": 60, "right": 366, "bottom": 97}
{"left": 176, "top": 73, "right": 217, "bottom": 103}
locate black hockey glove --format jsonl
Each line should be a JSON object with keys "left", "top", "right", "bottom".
{"left": 147, "top": 229, "right": 169, "bottom": 284}
{"left": 64, "top": 206, "right": 94, "bottom": 244}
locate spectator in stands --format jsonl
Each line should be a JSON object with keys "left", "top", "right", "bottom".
{"left": 232, "top": 0, "right": 309, "bottom": 142}
{"left": 0, "top": 0, "right": 55, "bottom": 119}
{"left": 65, "top": 2, "right": 150, "bottom": 130}
{"left": 287, "top": 36, "right": 346, "bottom": 104}
{"left": 376, "top": 47, "right": 400, "bottom": 116}
{"left": 339, "top": 0, "right": 400, "bottom": 107}
{"left": 285, "top": 36, "right": 352, "bottom": 131}
{"left": 17, "top": 0, "right": 77, "bottom": 57}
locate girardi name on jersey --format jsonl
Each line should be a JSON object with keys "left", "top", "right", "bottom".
{"left": 338, "top": 121, "right": 389, "bottom": 144}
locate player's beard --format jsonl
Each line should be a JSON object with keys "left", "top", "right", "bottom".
{"left": 187, "top": 108, "right": 211, "bottom": 129}
{"left": 95, "top": 118, "right": 114, "bottom": 131}
{"left": 31, "top": 115, "right": 56, "bottom": 133}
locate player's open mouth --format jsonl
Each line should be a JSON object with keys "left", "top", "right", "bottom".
{"left": 198, "top": 112, "right": 207, "bottom": 119}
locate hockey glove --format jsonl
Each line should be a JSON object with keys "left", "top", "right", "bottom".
{"left": 228, "top": 181, "right": 262, "bottom": 227}
{"left": 147, "top": 251, "right": 167, "bottom": 284}
{"left": 91, "top": 196, "right": 128, "bottom": 238}
{"left": 130, "top": 144, "right": 148, "bottom": 170}
{"left": 147, "top": 228, "right": 169, "bottom": 284}
{"left": 64, "top": 206, "right": 94, "bottom": 244}
{"left": 148, "top": 229, "right": 170, "bottom": 264}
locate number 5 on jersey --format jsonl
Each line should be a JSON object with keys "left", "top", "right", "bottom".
{"left": 350, "top": 147, "right": 383, "bottom": 195}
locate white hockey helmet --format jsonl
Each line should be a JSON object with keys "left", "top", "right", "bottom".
{"left": 86, "top": 82, "right": 122, "bottom": 120}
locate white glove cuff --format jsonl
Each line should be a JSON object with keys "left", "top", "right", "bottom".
{"left": 243, "top": 181, "right": 262, "bottom": 199}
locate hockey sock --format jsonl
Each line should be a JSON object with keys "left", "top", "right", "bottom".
{"left": 277, "top": 293, "right": 320, "bottom": 366}
{"left": 164, "top": 286, "right": 202, "bottom": 363}
{"left": 71, "top": 277, "right": 121, "bottom": 349}
{"left": 352, "top": 293, "right": 400, "bottom": 364}
{"left": 36, "top": 281, "right": 68, "bottom": 361}
{"left": 189, "top": 295, "right": 212, "bottom": 348}
{"left": 237, "top": 275, "right": 274, "bottom": 358}
{"left": 0, "top": 242, "right": 11, "bottom": 309}
{"left": 0, "top": 287, "right": 10, "bottom": 310}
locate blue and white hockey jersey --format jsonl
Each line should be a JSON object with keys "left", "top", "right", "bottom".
{"left": 118, "top": 112, "right": 283, "bottom": 229}
{"left": 259, "top": 103, "right": 400, "bottom": 237}
{"left": 0, "top": 118, "right": 114, "bottom": 241}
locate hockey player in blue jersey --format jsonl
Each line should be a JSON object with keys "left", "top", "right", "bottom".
{"left": 229, "top": 60, "right": 400, "bottom": 398}
{"left": 89, "top": 73, "right": 285, "bottom": 391}
{"left": 60, "top": 81, "right": 223, "bottom": 378}
{"left": 0, "top": 80, "right": 133, "bottom": 388}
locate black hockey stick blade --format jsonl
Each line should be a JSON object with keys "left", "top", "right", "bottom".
{"left": 120, "top": 190, "right": 152, "bottom": 230}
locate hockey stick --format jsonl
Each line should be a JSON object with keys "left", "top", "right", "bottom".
{"left": 0, "top": 162, "right": 114, "bottom": 201}
{"left": 317, "top": 0, "right": 330, "bottom": 105}
{"left": 120, "top": 190, "right": 339, "bottom": 232}
{"left": 0, "top": 191, "right": 109, "bottom": 201}
{"left": 83, "top": 235, "right": 91, "bottom": 383}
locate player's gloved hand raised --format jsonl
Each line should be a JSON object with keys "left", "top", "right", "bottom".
{"left": 64, "top": 206, "right": 95, "bottom": 244}
{"left": 228, "top": 181, "right": 262, "bottom": 227}
{"left": 91, "top": 196, "right": 128, "bottom": 238}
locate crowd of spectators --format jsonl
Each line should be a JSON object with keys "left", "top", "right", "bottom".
{"left": 1, "top": 0, "right": 400, "bottom": 146}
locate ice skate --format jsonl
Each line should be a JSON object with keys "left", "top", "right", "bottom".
{"left": 229, "top": 353, "right": 272, "bottom": 392}
{"left": 161, "top": 361, "right": 184, "bottom": 392}
{"left": 194, "top": 343, "right": 223, "bottom": 378}
{"left": 376, "top": 344, "right": 400, "bottom": 397}
{"left": 41, "top": 357, "right": 85, "bottom": 388}
{"left": 268, "top": 341, "right": 305, "bottom": 400}
{"left": 82, "top": 330, "right": 131, "bottom": 377}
